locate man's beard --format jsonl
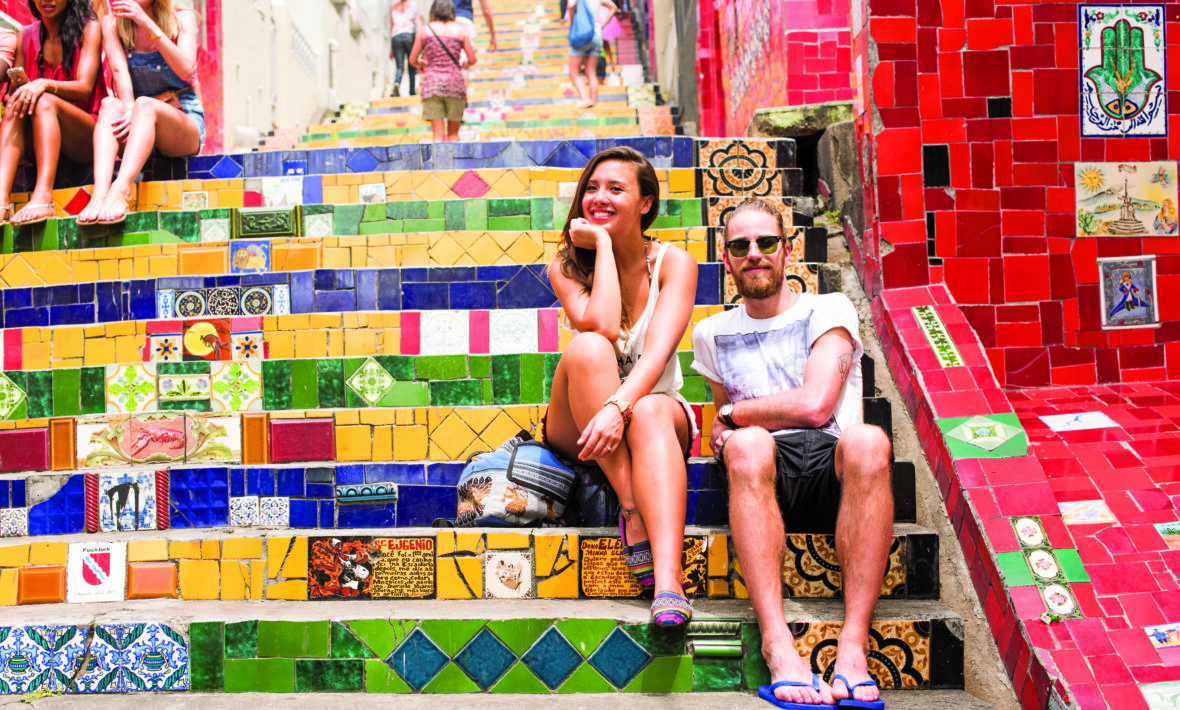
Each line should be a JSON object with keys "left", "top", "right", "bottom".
{"left": 733, "top": 265, "right": 783, "bottom": 300}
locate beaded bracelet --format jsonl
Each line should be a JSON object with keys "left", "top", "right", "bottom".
{"left": 603, "top": 395, "right": 633, "bottom": 426}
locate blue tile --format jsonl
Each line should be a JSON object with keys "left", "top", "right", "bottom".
{"left": 693, "top": 490, "right": 729, "bottom": 526}
{"left": 401, "top": 267, "right": 428, "bottom": 283}
{"left": 289, "top": 498, "right": 317, "bottom": 527}
{"left": 129, "top": 281, "right": 157, "bottom": 320}
{"left": 37, "top": 284, "right": 77, "bottom": 306}
{"left": 695, "top": 264, "right": 721, "bottom": 305}
{"left": 450, "top": 282, "right": 496, "bottom": 310}
{"left": 336, "top": 464, "right": 364, "bottom": 485}
{"left": 310, "top": 149, "right": 349, "bottom": 175}
{"left": 315, "top": 290, "right": 355, "bottom": 313}
{"left": 189, "top": 155, "right": 221, "bottom": 173}
{"left": 290, "top": 271, "right": 314, "bottom": 314}
{"left": 376, "top": 269, "right": 401, "bottom": 311}
{"left": 401, "top": 282, "right": 449, "bottom": 311}
{"left": 673, "top": 137, "right": 694, "bottom": 168}
{"left": 476, "top": 265, "right": 516, "bottom": 282}
{"left": 587, "top": 628, "right": 651, "bottom": 688}
{"left": 303, "top": 175, "right": 322, "bottom": 203}
{"left": 158, "top": 277, "right": 204, "bottom": 289}
{"left": 522, "top": 140, "right": 557, "bottom": 166}
{"left": 486, "top": 141, "right": 533, "bottom": 169}
{"left": 346, "top": 149, "right": 380, "bottom": 174}
{"left": 496, "top": 268, "right": 554, "bottom": 309}
{"left": 96, "top": 283, "right": 120, "bottom": 322}
{"left": 356, "top": 270, "right": 377, "bottom": 312}
{"left": 169, "top": 467, "right": 230, "bottom": 528}
{"left": 429, "top": 267, "right": 476, "bottom": 282}
{"left": 520, "top": 627, "right": 582, "bottom": 690}
{"left": 701, "top": 462, "right": 726, "bottom": 488}
{"left": 305, "top": 467, "right": 334, "bottom": 484}
{"left": 276, "top": 468, "right": 305, "bottom": 496}
{"left": 314, "top": 270, "right": 335, "bottom": 291}
{"left": 365, "top": 463, "right": 425, "bottom": 484}
{"left": 244, "top": 152, "right": 282, "bottom": 177}
{"left": 284, "top": 159, "right": 308, "bottom": 176}
{"left": 306, "top": 483, "right": 334, "bottom": 499}
{"left": 240, "top": 273, "right": 289, "bottom": 286}
{"left": 319, "top": 500, "right": 334, "bottom": 526}
{"left": 396, "top": 486, "right": 455, "bottom": 526}
{"left": 12, "top": 478, "right": 27, "bottom": 507}
{"left": 426, "top": 463, "right": 464, "bottom": 486}
{"left": 336, "top": 501, "right": 396, "bottom": 528}
{"left": 474, "top": 141, "right": 510, "bottom": 159}
{"left": 49, "top": 304, "right": 95, "bottom": 326}
{"left": 5, "top": 307, "right": 48, "bottom": 328}
{"left": 389, "top": 629, "right": 448, "bottom": 691}
{"left": 210, "top": 156, "right": 244, "bottom": 179}
{"left": 3, "top": 287, "right": 31, "bottom": 309}
{"left": 335, "top": 270, "right": 355, "bottom": 289}
{"left": 0, "top": 485, "right": 7, "bottom": 508}
{"left": 686, "top": 462, "right": 705, "bottom": 490}
{"left": 424, "top": 142, "right": 454, "bottom": 170}
{"left": 454, "top": 628, "right": 516, "bottom": 690}
{"left": 27, "top": 474, "right": 86, "bottom": 536}
{"left": 230, "top": 468, "right": 246, "bottom": 497}
{"left": 684, "top": 491, "right": 698, "bottom": 525}
{"left": 77, "top": 283, "right": 94, "bottom": 302}
{"left": 247, "top": 468, "right": 276, "bottom": 497}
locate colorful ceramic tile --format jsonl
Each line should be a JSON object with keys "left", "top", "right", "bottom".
{"left": 118, "top": 623, "right": 190, "bottom": 690}
{"left": 200, "top": 218, "right": 231, "bottom": 243}
{"left": 1039, "top": 582, "right": 1081, "bottom": 620}
{"left": 0, "top": 372, "right": 27, "bottom": 420}
{"left": 420, "top": 310, "right": 470, "bottom": 355}
{"left": 1155, "top": 521, "right": 1180, "bottom": 550}
{"left": 489, "top": 309, "right": 538, "bottom": 354}
{"left": 358, "top": 184, "right": 386, "bottom": 204}
{"left": 237, "top": 207, "right": 301, "bottom": 238}
{"left": 98, "top": 470, "right": 158, "bottom": 532}
{"left": 1146, "top": 622, "right": 1180, "bottom": 650}
{"left": 937, "top": 414, "right": 1028, "bottom": 458}
{"left": 1080, "top": 5, "right": 1167, "bottom": 137}
{"left": 230, "top": 241, "right": 271, "bottom": 274}
{"left": 66, "top": 541, "right": 127, "bottom": 603}
{"left": 0, "top": 507, "right": 27, "bottom": 537}
{"left": 272, "top": 286, "right": 291, "bottom": 316}
{"left": 346, "top": 358, "right": 395, "bottom": 406}
{"left": 371, "top": 537, "right": 435, "bottom": 598}
{"left": 911, "top": 305, "right": 964, "bottom": 367}
{"left": 211, "top": 362, "right": 262, "bottom": 411}
{"left": 182, "top": 191, "right": 209, "bottom": 210}
{"left": 158, "top": 373, "right": 212, "bottom": 403}
{"left": 1039, "top": 411, "right": 1119, "bottom": 432}
{"left": 175, "top": 290, "right": 208, "bottom": 318}
{"left": 232, "top": 332, "right": 265, "bottom": 359}
{"left": 261, "top": 176, "right": 304, "bottom": 207}
{"left": 259, "top": 497, "right": 289, "bottom": 526}
{"left": 77, "top": 413, "right": 236, "bottom": 467}
{"left": 105, "top": 364, "right": 157, "bottom": 414}
{"left": 1076, "top": 163, "right": 1177, "bottom": 235}
{"left": 230, "top": 496, "right": 259, "bottom": 526}
{"left": 183, "top": 320, "right": 233, "bottom": 361}
{"left": 1141, "top": 680, "right": 1180, "bottom": 709}
{"left": 240, "top": 287, "right": 274, "bottom": 316}
{"left": 193, "top": 414, "right": 241, "bottom": 462}
{"left": 309, "top": 537, "right": 377, "bottom": 599}
{"left": 156, "top": 290, "right": 175, "bottom": 320}
{"left": 1025, "top": 549, "right": 1064, "bottom": 583}
{"left": 0, "top": 626, "right": 56, "bottom": 692}
{"left": 150, "top": 336, "right": 183, "bottom": 363}
{"left": 1099, "top": 255, "right": 1159, "bottom": 328}
{"left": 485, "top": 551, "right": 533, "bottom": 599}
{"left": 1012, "top": 517, "right": 1048, "bottom": 549}
{"left": 304, "top": 213, "right": 333, "bottom": 239}
{"left": 1058, "top": 499, "right": 1117, "bottom": 525}
{"left": 207, "top": 287, "right": 242, "bottom": 316}
{"left": 943, "top": 415, "right": 1023, "bottom": 452}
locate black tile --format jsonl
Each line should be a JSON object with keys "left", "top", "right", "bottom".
{"left": 862, "top": 397, "right": 893, "bottom": 445}
{"left": 905, "top": 532, "right": 940, "bottom": 599}
{"left": 922, "top": 145, "right": 950, "bottom": 187}
{"left": 929, "top": 618, "right": 965, "bottom": 689}
{"left": 986, "top": 97, "right": 1012, "bottom": 118}
{"left": 892, "top": 460, "right": 916, "bottom": 524}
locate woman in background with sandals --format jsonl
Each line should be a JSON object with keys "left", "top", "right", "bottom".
{"left": 409, "top": 0, "right": 475, "bottom": 143}
{"left": 77, "top": 0, "right": 203, "bottom": 225}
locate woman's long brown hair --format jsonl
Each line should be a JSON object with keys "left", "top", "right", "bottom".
{"left": 554, "top": 146, "right": 660, "bottom": 329}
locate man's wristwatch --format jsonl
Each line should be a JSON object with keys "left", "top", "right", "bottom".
{"left": 718, "top": 402, "right": 737, "bottom": 429}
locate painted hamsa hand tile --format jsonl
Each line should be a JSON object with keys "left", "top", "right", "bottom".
{"left": 1080, "top": 5, "right": 1167, "bottom": 137}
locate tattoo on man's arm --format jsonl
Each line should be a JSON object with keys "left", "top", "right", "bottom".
{"left": 837, "top": 351, "right": 852, "bottom": 383}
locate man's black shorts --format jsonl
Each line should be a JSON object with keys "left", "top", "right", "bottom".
{"left": 720, "top": 429, "right": 842, "bottom": 533}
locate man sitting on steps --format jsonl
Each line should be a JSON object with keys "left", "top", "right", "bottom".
{"left": 691, "top": 197, "right": 893, "bottom": 710}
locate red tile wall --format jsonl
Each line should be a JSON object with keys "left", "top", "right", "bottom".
{"left": 851, "top": 0, "right": 1180, "bottom": 388}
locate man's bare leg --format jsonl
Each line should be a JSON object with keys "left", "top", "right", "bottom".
{"left": 830, "top": 423, "right": 893, "bottom": 704}
{"left": 724, "top": 427, "right": 834, "bottom": 706}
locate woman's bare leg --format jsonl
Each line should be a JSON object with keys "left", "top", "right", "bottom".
{"left": 568, "top": 55, "right": 588, "bottom": 103}
{"left": 0, "top": 110, "right": 29, "bottom": 216}
{"left": 430, "top": 117, "right": 446, "bottom": 142}
{"left": 446, "top": 119, "right": 461, "bottom": 141}
{"left": 584, "top": 55, "right": 599, "bottom": 105}
{"left": 13, "top": 95, "right": 96, "bottom": 224}
{"left": 78, "top": 97, "right": 126, "bottom": 223}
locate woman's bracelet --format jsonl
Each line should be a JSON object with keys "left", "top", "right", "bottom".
{"left": 603, "top": 395, "right": 633, "bottom": 426}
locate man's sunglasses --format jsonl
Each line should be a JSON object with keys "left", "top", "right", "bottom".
{"left": 723, "top": 235, "right": 783, "bottom": 258}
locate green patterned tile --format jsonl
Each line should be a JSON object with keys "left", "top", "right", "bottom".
{"left": 258, "top": 620, "right": 329, "bottom": 658}
{"left": 693, "top": 658, "right": 742, "bottom": 691}
{"left": 189, "top": 621, "right": 225, "bottom": 691}
{"left": 0, "top": 372, "right": 27, "bottom": 420}
{"left": 295, "top": 659, "right": 364, "bottom": 692}
{"left": 422, "top": 662, "right": 481, "bottom": 693}
{"left": 365, "top": 658, "right": 412, "bottom": 693}
{"left": 556, "top": 619, "right": 617, "bottom": 657}
{"left": 489, "top": 662, "right": 549, "bottom": 694}
{"left": 125, "top": 211, "right": 158, "bottom": 232}
{"left": 225, "top": 658, "right": 295, "bottom": 693}
{"left": 160, "top": 211, "right": 199, "bottom": 241}
{"left": 225, "top": 620, "right": 258, "bottom": 659}
{"left": 622, "top": 656, "right": 692, "bottom": 692}
{"left": 261, "top": 360, "right": 293, "bottom": 410}
{"left": 51, "top": 369, "right": 79, "bottom": 416}
{"left": 331, "top": 622, "right": 374, "bottom": 659}
{"left": 157, "top": 361, "right": 209, "bottom": 375}
{"left": 937, "top": 413, "right": 1027, "bottom": 459}
{"left": 238, "top": 207, "right": 300, "bottom": 238}
{"left": 418, "top": 619, "right": 487, "bottom": 656}
{"left": 347, "top": 619, "right": 414, "bottom": 659}
{"left": 624, "top": 624, "right": 686, "bottom": 656}
{"left": 486, "top": 619, "right": 554, "bottom": 657}
{"left": 491, "top": 354, "right": 521, "bottom": 404}
{"left": 558, "top": 663, "right": 615, "bottom": 693}
{"left": 912, "top": 305, "right": 964, "bottom": 367}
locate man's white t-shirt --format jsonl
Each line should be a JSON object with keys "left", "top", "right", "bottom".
{"left": 691, "top": 292, "right": 864, "bottom": 437}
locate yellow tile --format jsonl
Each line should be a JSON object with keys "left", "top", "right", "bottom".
{"left": 170, "top": 541, "right": 202, "bottom": 559}
{"left": 708, "top": 579, "right": 731, "bottom": 598}
{"left": 266, "top": 537, "right": 292, "bottom": 579}
{"left": 485, "top": 533, "right": 529, "bottom": 550}
{"left": 222, "top": 538, "right": 263, "bottom": 560}
{"left": 536, "top": 564, "right": 578, "bottom": 599}
{"left": 279, "top": 537, "right": 308, "bottom": 578}
{"left": 179, "top": 247, "right": 227, "bottom": 275}
{"left": 392, "top": 425, "right": 428, "bottom": 460}
{"left": 336, "top": 425, "right": 372, "bottom": 461}
{"left": 0, "top": 569, "right": 16, "bottom": 606}
{"left": 266, "top": 579, "right": 308, "bottom": 600}
{"left": 707, "top": 534, "right": 729, "bottom": 576}
{"left": 54, "top": 328, "right": 84, "bottom": 359}
{"left": 335, "top": 410, "right": 360, "bottom": 426}
{"left": 266, "top": 331, "right": 294, "bottom": 359}
{"left": 0, "top": 544, "right": 30, "bottom": 568}
{"left": 83, "top": 338, "right": 115, "bottom": 367}
{"left": 294, "top": 330, "right": 327, "bottom": 358}
{"left": 248, "top": 560, "right": 265, "bottom": 600}
{"left": 456, "top": 532, "right": 483, "bottom": 555}
{"left": 436, "top": 557, "right": 481, "bottom": 599}
{"left": 360, "top": 409, "right": 398, "bottom": 426}
{"left": 178, "top": 559, "right": 220, "bottom": 600}
{"left": 29, "top": 541, "right": 67, "bottom": 566}
{"left": 115, "top": 335, "right": 142, "bottom": 363}
{"left": 372, "top": 426, "right": 393, "bottom": 460}
{"left": 128, "top": 539, "right": 169, "bottom": 562}
{"left": 201, "top": 539, "right": 221, "bottom": 560}
{"left": 220, "top": 560, "right": 247, "bottom": 600}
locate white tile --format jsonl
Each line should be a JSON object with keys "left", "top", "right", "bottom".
{"left": 484, "top": 551, "right": 533, "bottom": 599}
{"left": 0, "top": 507, "right": 27, "bottom": 537}
{"left": 67, "top": 541, "right": 127, "bottom": 603}
{"left": 229, "top": 496, "right": 259, "bottom": 526}
{"left": 259, "top": 497, "right": 289, "bottom": 526}
{"left": 1039, "top": 411, "right": 1118, "bottom": 432}
{"left": 419, "top": 310, "right": 469, "bottom": 355}
{"left": 489, "top": 309, "right": 538, "bottom": 354}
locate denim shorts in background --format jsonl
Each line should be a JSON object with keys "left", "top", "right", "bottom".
{"left": 570, "top": 37, "right": 603, "bottom": 57}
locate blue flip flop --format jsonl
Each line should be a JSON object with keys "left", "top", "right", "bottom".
{"left": 832, "top": 674, "right": 885, "bottom": 709}
{"left": 757, "top": 674, "right": 836, "bottom": 709}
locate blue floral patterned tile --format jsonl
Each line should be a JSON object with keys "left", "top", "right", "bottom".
{"left": 116, "top": 623, "right": 190, "bottom": 691}
{"left": 520, "top": 627, "right": 582, "bottom": 690}
{"left": 389, "top": 628, "right": 448, "bottom": 691}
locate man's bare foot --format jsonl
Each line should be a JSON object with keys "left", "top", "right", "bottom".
{"left": 762, "top": 638, "right": 834, "bottom": 706}
{"left": 830, "top": 645, "right": 881, "bottom": 705}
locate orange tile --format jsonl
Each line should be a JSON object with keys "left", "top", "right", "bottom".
{"left": 241, "top": 413, "right": 270, "bottom": 464}
{"left": 17, "top": 566, "right": 66, "bottom": 604}
{"left": 178, "top": 247, "right": 228, "bottom": 275}
{"left": 49, "top": 418, "right": 75, "bottom": 470}
{"left": 272, "top": 245, "right": 319, "bottom": 271}
{"left": 126, "top": 562, "right": 178, "bottom": 599}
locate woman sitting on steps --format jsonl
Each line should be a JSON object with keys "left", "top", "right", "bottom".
{"left": 77, "top": 0, "right": 203, "bottom": 225}
{"left": 543, "top": 146, "right": 699, "bottom": 626}
{"left": 0, "top": 0, "right": 106, "bottom": 226}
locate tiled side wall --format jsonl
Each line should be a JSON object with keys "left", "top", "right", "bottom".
{"left": 852, "top": 0, "right": 1180, "bottom": 387}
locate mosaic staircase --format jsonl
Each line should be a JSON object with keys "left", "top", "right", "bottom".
{"left": 0, "top": 0, "right": 988, "bottom": 704}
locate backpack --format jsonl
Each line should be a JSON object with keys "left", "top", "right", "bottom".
{"left": 454, "top": 430, "right": 577, "bottom": 527}
{"left": 569, "top": 0, "right": 595, "bottom": 50}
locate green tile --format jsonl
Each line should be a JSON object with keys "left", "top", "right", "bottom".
{"left": 384, "top": 201, "right": 405, "bottom": 220}
{"left": 346, "top": 619, "right": 415, "bottom": 659}
{"left": 157, "top": 362, "right": 209, "bottom": 375}
{"left": 333, "top": 204, "right": 365, "bottom": 236}
{"left": 430, "top": 379, "right": 483, "bottom": 406}
{"left": 362, "top": 203, "right": 386, "bottom": 223}
{"left": 160, "top": 211, "right": 199, "bottom": 241}
{"left": 624, "top": 624, "right": 686, "bottom": 656}
{"left": 552, "top": 200, "right": 569, "bottom": 228}
{"left": 79, "top": 367, "right": 105, "bottom": 414}
{"left": 742, "top": 623, "right": 769, "bottom": 687}
{"left": 679, "top": 376, "right": 708, "bottom": 403}
{"left": 486, "top": 619, "right": 554, "bottom": 657}
{"left": 1056, "top": 549, "right": 1090, "bottom": 583}
{"left": 519, "top": 353, "right": 544, "bottom": 404}
{"left": 532, "top": 198, "right": 553, "bottom": 230}
{"left": 373, "top": 379, "right": 424, "bottom": 407}
{"left": 557, "top": 663, "right": 614, "bottom": 693}
{"left": 365, "top": 658, "right": 412, "bottom": 693}
{"left": 188, "top": 621, "right": 225, "bottom": 691}
{"left": 427, "top": 200, "right": 445, "bottom": 220}
{"left": 542, "top": 353, "right": 560, "bottom": 402}
{"left": 403, "top": 201, "right": 429, "bottom": 220}
{"left": 261, "top": 360, "right": 293, "bottom": 410}
{"left": 24, "top": 370, "right": 52, "bottom": 418}
{"left": 937, "top": 413, "right": 1028, "bottom": 459}
{"left": 318, "top": 359, "right": 345, "bottom": 409}
{"left": 1, "top": 372, "right": 26, "bottom": 420}
{"left": 358, "top": 219, "right": 400, "bottom": 236}
{"left": 623, "top": 655, "right": 693, "bottom": 692}
{"left": 491, "top": 354, "right": 521, "bottom": 404}
{"left": 418, "top": 619, "right": 487, "bottom": 656}
{"left": 416, "top": 355, "right": 467, "bottom": 380}
{"left": 158, "top": 398, "right": 210, "bottom": 412}
{"left": 51, "top": 369, "right": 80, "bottom": 417}
{"left": 422, "top": 662, "right": 482, "bottom": 693}
{"left": 295, "top": 659, "right": 364, "bottom": 692}
{"left": 225, "top": 620, "right": 258, "bottom": 659}
{"left": 488, "top": 216, "right": 531, "bottom": 231}
{"left": 224, "top": 658, "right": 295, "bottom": 693}
{"left": 32, "top": 220, "right": 58, "bottom": 251}
{"left": 258, "top": 620, "right": 330, "bottom": 658}
{"left": 444, "top": 200, "right": 466, "bottom": 231}
{"left": 59, "top": 218, "right": 81, "bottom": 250}
{"left": 373, "top": 355, "right": 414, "bottom": 380}
{"left": 490, "top": 662, "right": 550, "bottom": 693}
{"left": 464, "top": 199, "right": 487, "bottom": 230}
{"left": 482, "top": 379, "right": 493, "bottom": 404}
{"left": 403, "top": 218, "right": 445, "bottom": 231}
{"left": 555, "top": 619, "right": 617, "bottom": 657}
{"left": 693, "top": 657, "right": 742, "bottom": 691}
{"left": 664, "top": 199, "right": 682, "bottom": 216}
{"left": 1, "top": 223, "right": 13, "bottom": 253}
{"left": 330, "top": 622, "right": 374, "bottom": 658}
{"left": 469, "top": 355, "right": 490, "bottom": 379}
{"left": 290, "top": 359, "right": 319, "bottom": 409}
{"left": 997, "top": 551, "right": 1035, "bottom": 587}
{"left": 126, "top": 211, "right": 158, "bottom": 232}
{"left": 489, "top": 198, "right": 529, "bottom": 217}
{"left": 201, "top": 207, "right": 235, "bottom": 219}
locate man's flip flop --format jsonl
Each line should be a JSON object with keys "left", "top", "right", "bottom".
{"left": 832, "top": 674, "right": 884, "bottom": 709}
{"left": 757, "top": 674, "right": 836, "bottom": 709}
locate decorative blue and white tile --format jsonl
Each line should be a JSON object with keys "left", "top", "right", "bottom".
{"left": 231, "top": 332, "right": 265, "bottom": 360}
{"left": 1080, "top": 4, "right": 1167, "bottom": 137}
{"left": 51, "top": 625, "right": 121, "bottom": 693}
{"left": 239, "top": 287, "right": 273, "bottom": 316}
{"left": 210, "top": 362, "right": 262, "bottom": 411}
{"left": 0, "top": 372, "right": 27, "bottom": 420}
{"left": 420, "top": 310, "right": 469, "bottom": 355}
{"left": 1098, "top": 255, "right": 1159, "bottom": 329}
{"left": 149, "top": 336, "right": 183, "bottom": 363}
{"left": 1039, "top": 411, "right": 1119, "bottom": 432}
{"left": 67, "top": 542, "right": 128, "bottom": 603}
{"left": 174, "top": 290, "right": 207, "bottom": 318}
{"left": 259, "top": 496, "right": 290, "bottom": 526}
{"left": 229, "top": 241, "right": 270, "bottom": 275}
{"left": 105, "top": 364, "right": 157, "bottom": 414}
{"left": 303, "top": 213, "right": 333, "bottom": 239}
{"left": 156, "top": 290, "right": 175, "bottom": 320}
{"left": 489, "top": 309, "right": 538, "bottom": 354}
{"left": 0, "top": 507, "right": 28, "bottom": 537}
{"left": 485, "top": 551, "right": 533, "bottom": 599}
{"left": 116, "top": 623, "right": 190, "bottom": 691}
{"left": 229, "top": 496, "right": 259, "bottom": 526}
{"left": 0, "top": 625, "right": 56, "bottom": 693}
{"left": 98, "top": 471, "right": 157, "bottom": 532}
{"left": 200, "top": 218, "right": 231, "bottom": 244}
{"left": 272, "top": 285, "right": 291, "bottom": 316}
